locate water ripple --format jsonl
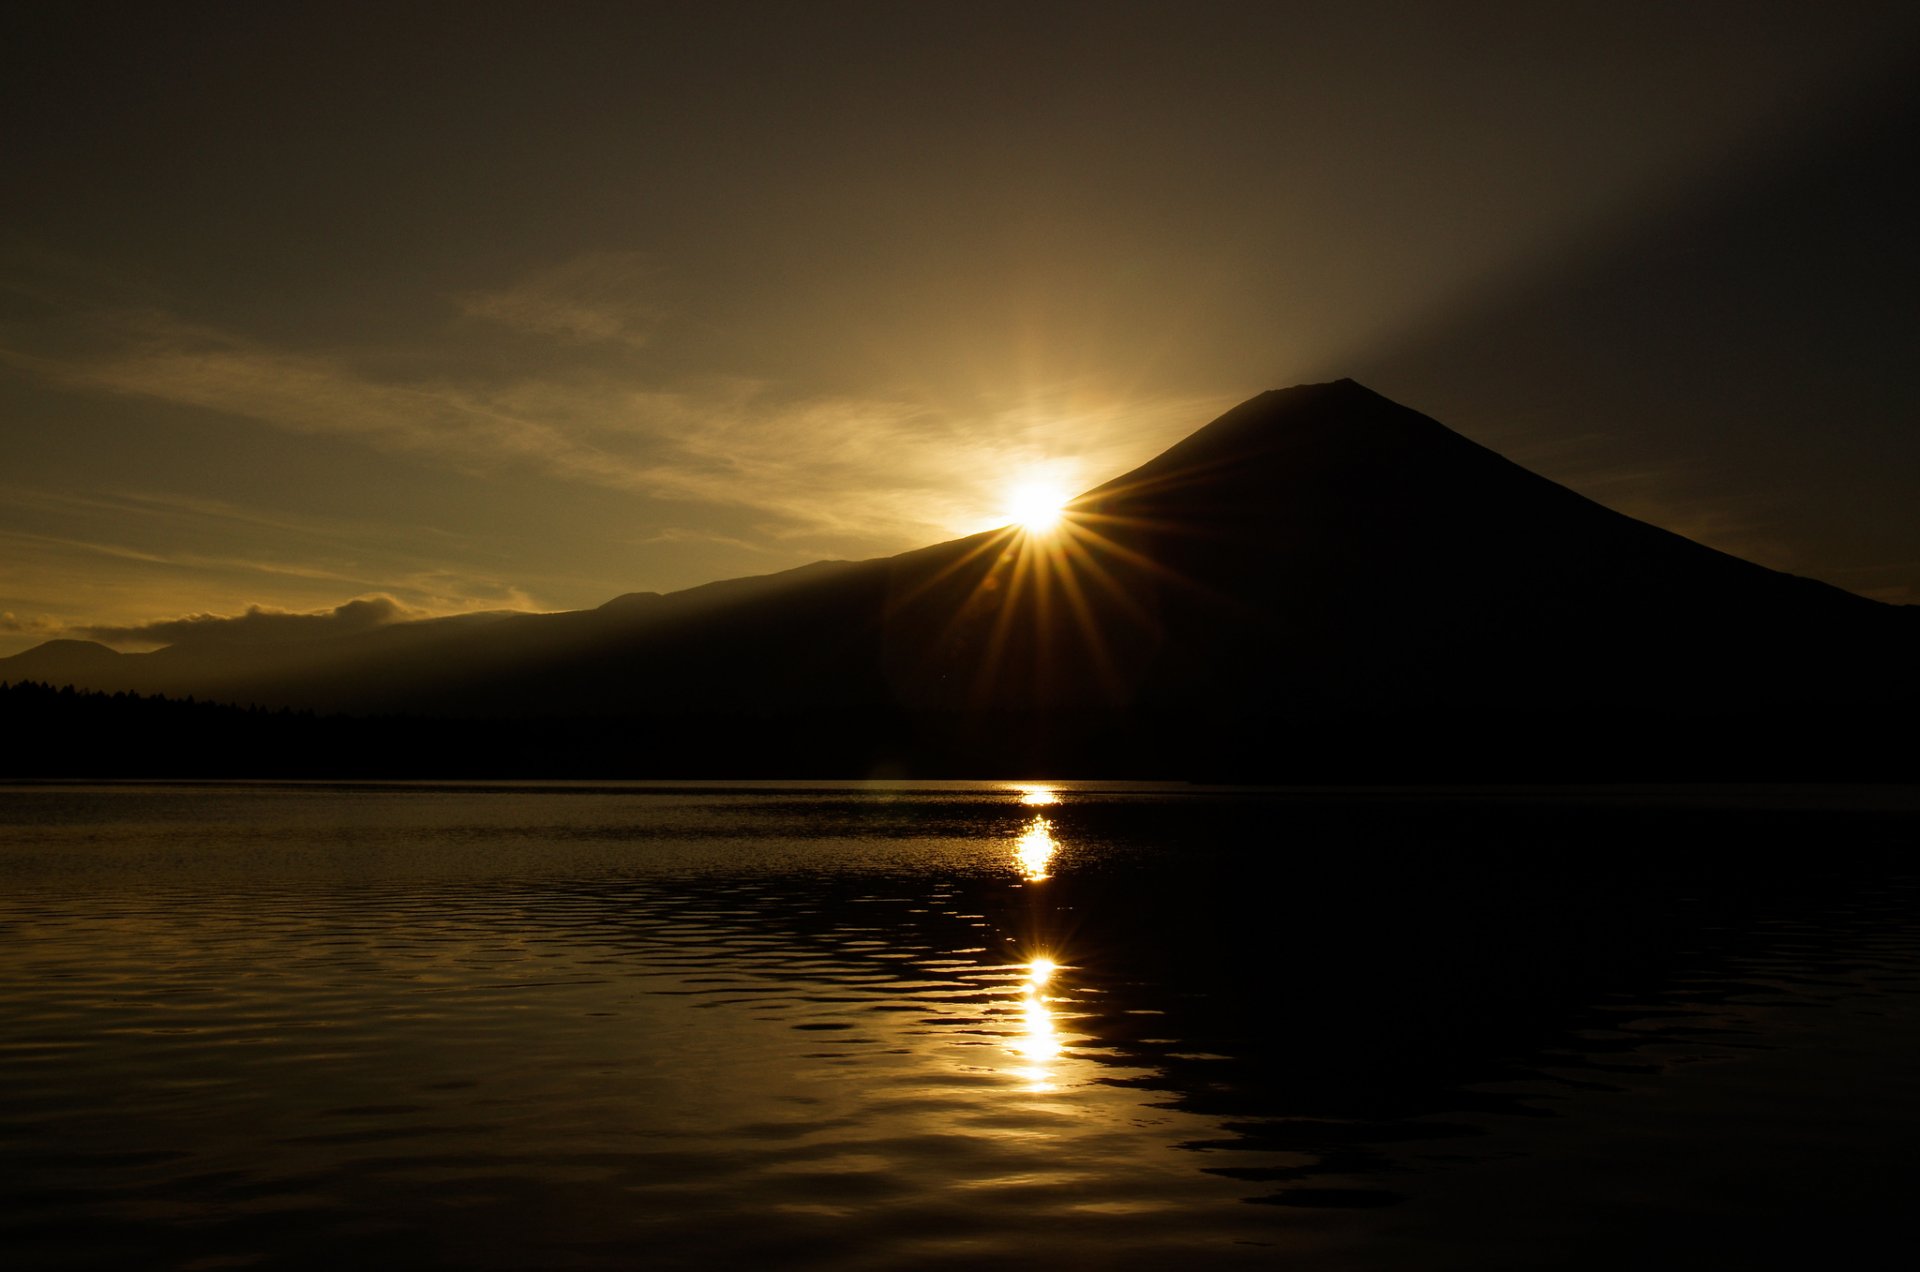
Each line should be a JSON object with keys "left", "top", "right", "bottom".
{"left": 4, "top": 784, "right": 1920, "bottom": 1268}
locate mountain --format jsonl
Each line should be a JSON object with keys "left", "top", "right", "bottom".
{"left": 0, "top": 639, "right": 128, "bottom": 684}
{"left": 5, "top": 381, "right": 1912, "bottom": 777}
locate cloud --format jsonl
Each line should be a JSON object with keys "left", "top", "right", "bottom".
{"left": 460, "top": 251, "right": 664, "bottom": 348}
{"left": 0, "top": 485, "right": 547, "bottom": 601}
{"left": 0, "top": 483, "right": 552, "bottom": 657}
{"left": 0, "top": 267, "right": 1229, "bottom": 558}
{"left": 633, "top": 526, "right": 774, "bottom": 553}
{"left": 79, "top": 595, "right": 421, "bottom": 649}
{"left": 0, "top": 612, "right": 65, "bottom": 636}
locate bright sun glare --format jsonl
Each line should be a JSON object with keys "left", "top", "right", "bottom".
{"left": 1006, "top": 481, "right": 1069, "bottom": 534}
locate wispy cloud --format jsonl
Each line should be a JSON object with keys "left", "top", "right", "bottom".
{"left": 1, "top": 279, "right": 1225, "bottom": 556}
{"left": 460, "top": 251, "right": 664, "bottom": 348}
{"left": 0, "top": 488, "right": 546, "bottom": 654}
{"left": 0, "top": 501, "right": 519, "bottom": 597}
{"left": 632, "top": 526, "right": 774, "bottom": 554}
{"left": 78, "top": 595, "right": 419, "bottom": 648}
{"left": 8, "top": 331, "right": 639, "bottom": 482}
{"left": 0, "top": 611, "right": 66, "bottom": 637}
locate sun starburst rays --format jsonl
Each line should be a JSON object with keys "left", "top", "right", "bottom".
{"left": 951, "top": 507, "right": 1172, "bottom": 706}
{"left": 882, "top": 458, "right": 1231, "bottom": 713}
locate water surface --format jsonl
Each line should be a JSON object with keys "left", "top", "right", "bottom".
{"left": 3, "top": 782, "right": 1918, "bottom": 1269}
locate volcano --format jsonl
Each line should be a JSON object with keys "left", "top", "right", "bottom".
{"left": 6, "top": 381, "right": 1912, "bottom": 778}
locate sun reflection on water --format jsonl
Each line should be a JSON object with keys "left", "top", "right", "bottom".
{"left": 1013, "top": 956, "right": 1064, "bottom": 1090}
{"left": 1013, "top": 816, "right": 1057, "bottom": 882}
{"left": 996, "top": 788, "right": 1073, "bottom": 1090}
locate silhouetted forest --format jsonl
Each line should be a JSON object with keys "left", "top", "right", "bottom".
{"left": 4, "top": 679, "right": 1910, "bottom": 781}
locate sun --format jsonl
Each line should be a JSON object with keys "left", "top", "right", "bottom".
{"left": 1006, "top": 480, "right": 1069, "bottom": 535}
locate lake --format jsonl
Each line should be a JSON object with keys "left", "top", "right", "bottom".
{"left": 3, "top": 781, "right": 1918, "bottom": 1269}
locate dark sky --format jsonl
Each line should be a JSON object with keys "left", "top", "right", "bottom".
{"left": 3, "top": 1, "right": 1915, "bottom": 652}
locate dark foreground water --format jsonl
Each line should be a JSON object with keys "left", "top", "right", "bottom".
{"left": 3, "top": 782, "right": 1918, "bottom": 1270}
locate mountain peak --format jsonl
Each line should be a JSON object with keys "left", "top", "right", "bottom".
{"left": 0, "top": 638, "right": 122, "bottom": 684}
{"left": 32, "top": 639, "right": 120, "bottom": 654}
{"left": 1077, "top": 378, "right": 1474, "bottom": 509}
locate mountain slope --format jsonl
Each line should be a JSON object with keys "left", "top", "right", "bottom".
{"left": 881, "top": 379, "right": 1900, "bottom": 715}
{"left": 5, "top": 381, "right": 1909, "bottom": 776}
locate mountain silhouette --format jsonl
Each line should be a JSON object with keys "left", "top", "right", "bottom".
{"left": 6, "top": 381, "right": 1912, "bottom": 777}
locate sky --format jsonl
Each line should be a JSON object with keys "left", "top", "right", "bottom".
{"left": 3, "top": 1, "right": 1917, "bottom": 655}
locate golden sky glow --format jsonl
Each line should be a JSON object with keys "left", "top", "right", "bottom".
{"left": 3, "top": 5, "right": 1917, "bottom": 653}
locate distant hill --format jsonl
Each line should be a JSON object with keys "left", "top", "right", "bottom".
{"left": 2, "top": 638, "right": 127, "bottom": 681}
{"left": 5, "top": 381, "right": 1913, "bottom": 778}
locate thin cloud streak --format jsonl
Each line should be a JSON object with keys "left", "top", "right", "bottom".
{"left": 0, "top": 484, "right": 459, "bottom": 556}
{"left": 0, "top": 522, "right": 544, "bottom": 654}
{"left": 0, "top": 525, "right": 446, "bottom": 592}
{"left": 3, "top": 303, "right": 1226, "bottom": 555}
{"left": 460, "top": 251, "right": 665, "bottom": 348}
{"left": 632, "top": 526, "right": 775, "bottom": 554}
